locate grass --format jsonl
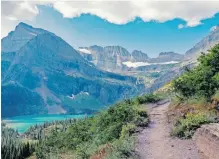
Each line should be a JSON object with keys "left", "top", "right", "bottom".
{"left": 171, "top": 113, "right": 214, "bottom": 139}
{"left": 169, "top": 94, "right": 219, "bottom": 139}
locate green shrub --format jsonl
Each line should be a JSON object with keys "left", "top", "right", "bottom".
{"left": 137, "top": 108, "right": 148, "bottom": 118}
{"left": 171, "top": 113, "right": 214, "bottom": 139}
{"left": 134, "top": 94, "right": 161, "bottom": 105}
{"left": 36, "top": 94, "right": 152, "bottom": 158}
{"left": 173, "top": 44, "right": 219, "bottom": 100}
{"left": 120, "top": 123, "right": 136, "bottom": 139}
{"left": 135, "top": 116, "right": 149, "bottom": 127}
{"left": 186, "top": 96, "right": 208, "bottom": 106}
{"left": 213, "top": 90, "right": 219, "bottom": 100}
{"left": 106, "top": 137, "right": 135, "bottom": 159}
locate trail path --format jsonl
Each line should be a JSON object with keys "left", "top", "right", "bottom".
{"left": 135, "top": 100, "right": 200, "bottom": 159}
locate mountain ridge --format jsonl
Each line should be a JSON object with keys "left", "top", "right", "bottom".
{"left": 185, "top": 25, "right": 219, "bottom": 61}
{"left": 78, "top": 45, "right": 183, "bottom": 72}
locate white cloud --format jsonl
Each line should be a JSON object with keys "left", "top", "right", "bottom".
{"left": 1, "top": 1, "right": 219, "bottom": 37}
{"left": 1, "top": 1, "right": 39, "bottom": 21}
{"left": 1, "top": 1, "right": 40, "bottom": 37}
{"left": 210, "top": 25, "right": 218, "bottom": 32}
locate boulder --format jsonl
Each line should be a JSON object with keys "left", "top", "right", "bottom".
{"left": 193, "top": 123, "right": 219, "bottom": 159}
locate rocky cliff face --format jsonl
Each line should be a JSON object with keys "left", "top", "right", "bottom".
{"left": 193, "top": 123, "right": 219, "bottom": 159}
{"left": 150, "top": 52, "right": 184, "bottom": 63}
{"left": 131, "top": 50, "right": 149, "bottom": 62}
{"left": 1, "top": 23, "right": 142, "bottom": 117}
{"left": 78, "top": 45, "right": 182, "bottom": 72}
{"left": 79, "top": 45, "right": 132, "bottom": 72}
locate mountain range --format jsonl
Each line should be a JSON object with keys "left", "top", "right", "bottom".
{"left": 78, "top": 45, "right": 184, "bottom": 73}
{"left": 1, "top": 23, "right": 143, "bottom": 117}
{"left": 1, "top": 23, "right": 219, "bottom": 118}
{"left": 151, "top": 25, "right": 219, "bottom": 92}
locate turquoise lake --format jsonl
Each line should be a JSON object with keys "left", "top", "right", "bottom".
{"left": 2, "top": 114, "right": 87, "bottom": 133}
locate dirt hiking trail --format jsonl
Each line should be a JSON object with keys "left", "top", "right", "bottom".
{"left": 135, "top": 100, "right": 200, "bottom": 159}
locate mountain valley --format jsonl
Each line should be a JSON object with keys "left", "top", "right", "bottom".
{"left": 1, "top": 23, "right": 219, "bottom": 118}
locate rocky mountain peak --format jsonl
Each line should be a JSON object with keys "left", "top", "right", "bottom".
{"left": 150, "top": 51, "right": 183, "bottom": 63}
{"left": 89, "top": 45, "right": 104, "bottom": 52}
{"left": 103, "top": 46, "right": 130, "bottom": 56}
{"left": 159, "top": 52, "right": 180, "bottom": 56}
{"left": 1, "top": 22, "right": 50, "bottom": 53}
{"left": 15, "top": 22, "right": 33, "bottom": 30}
{"left": 132, "top": 50, "right": 148, "bottom": 56}
{"left": 131, "top": 50, "right": 149, "bottom": 62}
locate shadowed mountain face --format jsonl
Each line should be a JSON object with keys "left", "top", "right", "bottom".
{"left": 1, "top": 23, "right": 143, "bottom": 117}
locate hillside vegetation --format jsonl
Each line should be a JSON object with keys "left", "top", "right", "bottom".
{"left": 36, "top": 94, "right": 161, "bottom": 159}
{"left": 170, "top": 44, "right": 219, "bottom": 138}
{"left": 1, "top": 94, "right": 161, "bottom": 159}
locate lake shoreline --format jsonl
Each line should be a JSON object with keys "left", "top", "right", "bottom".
{"left": 2, "top": 114, "right": 89, "bottom": 133}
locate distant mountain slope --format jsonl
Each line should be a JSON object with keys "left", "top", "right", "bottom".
{"left": 131, "top": 50, "right": 149, "bottom": 62}
{"left": 150, "top": 52, "right": 184, "bottom": 63}
{"left": 150, "top": 28, "right": 219, "bottom": 92}
{"left": 79, "top": 45, "right": 133, "bottom": 71}
{"left": 1, "top": 23, "right": 142, "bottom": 117}
{"left": 185, "top": 26, "right": 219, "bottom": 62}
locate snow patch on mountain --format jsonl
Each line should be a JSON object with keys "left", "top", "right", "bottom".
{"left": 123, "top": 61, "right": 179, "bottom": 68}
{"left": 78, "top": 48, "right": 92, "bottom": 54}
{"left": 29, "top": 32, "right": 37, "bottom": 36}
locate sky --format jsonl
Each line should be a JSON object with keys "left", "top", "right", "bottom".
{"left": 1, "top": 1, "right": 219, "bottom": 57}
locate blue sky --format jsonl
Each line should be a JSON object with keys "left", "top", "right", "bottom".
{"left": 32, "top": 6, "right": 219, "bottom": 57}
{"left": 2, "top": 1, "right": 219, "bottom": 57}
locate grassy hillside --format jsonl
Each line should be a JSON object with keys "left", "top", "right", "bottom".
{"left": 169, "top": 44, "right": 219, "bottom": 139}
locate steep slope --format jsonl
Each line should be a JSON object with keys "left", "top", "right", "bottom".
{"left": 1, "top": 23, "right": 142, "bottom": 117}
{"left": 131, "top": 50, "right": 149, "bottom": 62}
{"left": 185, "top": 25, "right": 219, "bottom": 62}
